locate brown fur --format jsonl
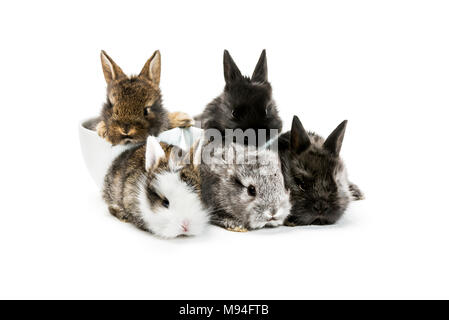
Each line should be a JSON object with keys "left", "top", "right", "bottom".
{"left": 178, "top": 144, "right": 202, "bottom": 195}
{"left": 97, "top": 50, "right": 193, "bottom": 145}
{"left": 168, "top": 111, "right": 194, "bottom": 129}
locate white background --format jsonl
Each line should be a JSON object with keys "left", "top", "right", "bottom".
{"left": 0, "top": 0, "right": 448, "bottom": 299}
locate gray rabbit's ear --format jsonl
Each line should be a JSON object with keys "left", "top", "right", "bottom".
{"left": 139, "top": 50, "right": 161, "bottom": 86}
{"left": 145, "top": 136, "right": 166, "bottom": 172}
{"left": 100, "top": 50, "right": 126, "bottom": 83}
{"left": 290, "top": 116, "right": 311, "bottom": 155}
{"left": 323, "top": 120, "right": 348, "bottom": 156}
{"left": 223, "top": 50, "right": 243, "bottom": 84}
{"left": 251, "top": 49, "right": 268, "bottom": 83}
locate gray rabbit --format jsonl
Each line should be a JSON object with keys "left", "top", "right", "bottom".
{"left": 200, "top": 142, "right": 291, "bottom": 232}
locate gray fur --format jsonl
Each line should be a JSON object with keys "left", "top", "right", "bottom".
{"left": 102, "top": 144, "right": 148, "bottom": 228}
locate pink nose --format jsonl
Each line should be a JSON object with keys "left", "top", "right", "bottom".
{"left": 182, "top": 221, "right": 189, "bottom": 233}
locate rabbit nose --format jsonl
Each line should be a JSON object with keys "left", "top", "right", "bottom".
{"left": 312, "top": 202, "right": 329, "bottom": 214}
{"left": 120, "top": 125, "right": 131, "bottom": 135}
{"left": 181, "top": 220, "right": 189, "bottom": 233}
{"left": 119, "top": 125, "right": 136, "bottom": 137}
{"left": 266, "top": 209, "right": 278, "bottom": 221}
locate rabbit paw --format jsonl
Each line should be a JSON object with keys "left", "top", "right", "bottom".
{"left": 349, "top": 183, "right": 365, "bottom": 201}
{"left": 226, "top": 226, "right": 248, "bottom": 233}
{"left": 108, "top": 206, "right": 129, "bottom": 222}
{"left": 96, "top": 121, "right": 107, "bottom": 138}
{"left": 168, "top": 112, "right": 194, "bottom": 128}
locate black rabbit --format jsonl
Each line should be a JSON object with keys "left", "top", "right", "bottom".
{"left": 195, "top": 50, "right": 282, "bottom": 145}
{"left": 278, "top": 116, "right": 364, "bottom": 226}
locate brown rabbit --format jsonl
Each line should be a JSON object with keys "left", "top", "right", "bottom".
{"left": 96, "top": 50, "right": 193, "bottom": 145}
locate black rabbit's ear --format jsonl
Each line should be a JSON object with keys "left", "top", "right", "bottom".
{"left": 290, "top": 116, "right": 311, "bottom": 155}
{"left": 323, "top": 120, "right": 348, "bottom": 156}
{"left": 251, "top": 49, "right": 268, "bottom": 83}
{"left": 223, "top": 50, "right": 243, "bottom": 83}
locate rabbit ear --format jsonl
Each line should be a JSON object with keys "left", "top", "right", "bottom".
{"left": 139, "top": 50, "right": 161, "bottom": 86}
{"left": 145, "top": 136, "right": 166, "bottom": 172}
{"left": 251, "top": 49, "right": 268, "bottom": 83}
{"left": 167, "top": 146, "right": 186, "bottom": 171}
{"left": 100, "top": 50, "right": 126, "bottom": 83}
{"left": 323, "top": 120, "right": 348, "bottom": 156}
{"left": 223, "top": 50, "right": 243, "bottom": 84}
{"left": 290, "top": 116, "right": 311, "bottom": 155}
{"left": 192, "top": 138, "right": 204, "bottom": 168}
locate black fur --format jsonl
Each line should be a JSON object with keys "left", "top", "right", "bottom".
{"left": 195, "top": 50, "right": 282, "bottom": 144}
{"left": 278, "top": 116, "right": 363, "bottom": 226}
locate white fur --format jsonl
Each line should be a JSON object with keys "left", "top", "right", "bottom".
{"left": 138, "top": 171, "right": 209, "bottom": 239}
{"left": 265, "top": 192, "right": 292, "bottom": 227}
{"left": 335, "top": 163, "right": 353, "bottom": 200}
{"left": 192, "top": 138, "right": 204, "bottom": 168}
{"left": 247, "top": 191, "right": 292, "bottom": 229}
{"left": 145, "top": 136, "right": 166, "bottom": 172}
{"left": 248, "top": 219, "right": 268, "bottom": 230}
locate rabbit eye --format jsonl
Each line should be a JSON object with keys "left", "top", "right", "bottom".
{"left": 162, "top": 198, "right": 170, "bottom": 208}
{"left": 233, "top": 177, "right": 244, "bottom": 187}
{"left": 247, "top": 185, "right": 257, "bottom": 197}
{"left": 294, "top": 177, "right": 306, "bottom": 191}
{"left": 144, "top": 107, "right": 150, "bottom": 116}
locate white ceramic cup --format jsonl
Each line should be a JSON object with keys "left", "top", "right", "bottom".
{"left": 79, "top": 118, "right": 135, "bottom": 189}
{"left": 79, "top": 118, "right": 204, "bottom": 189}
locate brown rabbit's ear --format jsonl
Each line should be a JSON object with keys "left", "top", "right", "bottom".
{"left": 290, "top": 116, "right": 311, "bottom": 155}
{"left": 139, "top": 50, "right": 161, "bottom": 86}
{"left": 323, "top": 120, "right": 348, "bottom": 156}
{"left": 100, "top": 50, "right": 126, "bottom": 83}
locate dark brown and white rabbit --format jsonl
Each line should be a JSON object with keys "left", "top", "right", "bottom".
{"left": 103, "top": 136, "right": 208, "bottom": 238}
{"left": 277, "top": 116, "right": 364, "bottom": 226}
{"left": 200, "top": 142, "right": 291, "bottom": 232}
{"left": 194, "top": 50, "right": 282, "bottom": 145}
{"left": 96, "top": 50, "right": 193, "bottom": 145}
